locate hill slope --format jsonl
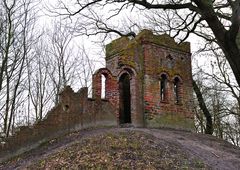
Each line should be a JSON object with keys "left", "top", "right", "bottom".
{"left": 1, "top": 128, "right": 240, "bottom": 170}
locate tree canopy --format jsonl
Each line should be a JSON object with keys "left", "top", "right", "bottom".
{"left": 57, "top": 0, "right": 240, "bottom": 87}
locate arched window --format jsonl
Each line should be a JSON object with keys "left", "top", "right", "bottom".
{"left": 173, "top": 77, "right": 181, "bottom": 104}
{"left": 101, "top": 74, "right": 106, "bottom": 99}
{"left": 160, "top": 74, "right": 168, "bottom": 101}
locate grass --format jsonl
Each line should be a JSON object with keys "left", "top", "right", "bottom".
{"left": 27, "top": 130, "right": 209, "bottom": 169}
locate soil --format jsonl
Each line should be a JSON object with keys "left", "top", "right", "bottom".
{"left": 0, "top": 127, "right": 240, "bottom": 170}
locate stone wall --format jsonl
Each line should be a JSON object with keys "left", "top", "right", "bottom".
{"left": 0, "top": 86, "right": 117, "bottom": 163}
{"left": 105, "top": 29, "right": 194, "bottom": 129}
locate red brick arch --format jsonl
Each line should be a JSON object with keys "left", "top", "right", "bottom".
{"left": 159, "top": 72, "right": 170, "bottom": 79}
{"left": 94, "top": 68, "right": 113, "bottom": 78}
{"left": 117, "top": 66, "right": 137, "bottom": 81}
{"left": 172, "top": 75, "right": 183, "bottom": 83}
{"left": 116, "top": 66, "right": 139, "bottom": 125}
{"left": 92, "top": 68, "right": 117, "bottom": 100}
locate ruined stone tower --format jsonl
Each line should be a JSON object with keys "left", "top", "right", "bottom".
{"left": 0, "top": 30, "right": 195, "bottom": 162}
{"left": 92, "top": 30, "right": 194, "bottom": 129}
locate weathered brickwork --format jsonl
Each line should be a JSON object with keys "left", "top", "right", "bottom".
{"left": 102, "top": 29, "right": 194, "bottom": 128}
{"left": 0, "top": 86, "right": 117, "bottom": 162}
{"left": 0, "top": 29, "right": 194, "bottom": 162}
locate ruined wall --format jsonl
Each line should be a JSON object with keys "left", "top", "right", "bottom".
{"left": 0, "top": 86, "right": 117, "bottom": 163}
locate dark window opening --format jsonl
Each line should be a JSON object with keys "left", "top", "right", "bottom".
{"left": 174, "top": 77, "right": 181, "bottom": 104}
{"left": 166, "top": 54, "right": 173, "bottom": 60}
{"left": 160, "top": 74, "right": 168, "bottom": 101}
{"left": 119, "top": 73, "right": 131, "bottom": 124}
{"left": 63, "top": 105, "right": 69, "bottom": 112}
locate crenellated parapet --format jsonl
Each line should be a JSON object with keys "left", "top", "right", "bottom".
{"left": 0, "top": 86, "right": 117, "bottom": 163}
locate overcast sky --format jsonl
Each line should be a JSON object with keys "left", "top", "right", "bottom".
{"left": 38, "top": 0, "right": 210, "bottom": 74}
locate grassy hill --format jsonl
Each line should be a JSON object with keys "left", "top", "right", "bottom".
{"left": 1, "top": 128, "right": 240, "bottom": 169}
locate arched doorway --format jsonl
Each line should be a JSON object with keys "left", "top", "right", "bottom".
{"left": 119, "top": 73, "right": 131, "bottom": 124}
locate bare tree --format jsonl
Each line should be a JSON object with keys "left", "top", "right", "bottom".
{"left": 23, "top": 19, "right": 97, "bottom": 123}
{"left": 44, "top": 20, "right": 77, "bottom": 104}
{"left": 0, "top": 0, "right": 38, "bottom": 136}
{"left": 53, "top": 0, "right": 240, "bottom": 89}
{"left": 0, "top": 0, "right": 104, "bottom": 136}
{"left": 26, "top": 34, "right": 54, "bottom": 122}
{"left": 193, "top": 79, "right": 213, "bottom": 135}
{"left": 193, "top": 42, "right": 240, "bottom": 144}
{"left": 76, "top": 45, "right": 95, "bottom": 88}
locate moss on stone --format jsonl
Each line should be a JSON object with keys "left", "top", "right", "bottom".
{"left": 106, "top": 37, "right": 130, "bottom": 58}
{"left": 146, "top": 113, "right": 194, "bottom": 130}
{"left": 105, "top": 30, "right": 190, "bottom": 60}
{"left": 135, "top": 30, "right": 190, "bottom": 53}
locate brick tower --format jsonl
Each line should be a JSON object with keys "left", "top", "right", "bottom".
{"left": 92, "top": 30, "right": 194, "bottom": 129}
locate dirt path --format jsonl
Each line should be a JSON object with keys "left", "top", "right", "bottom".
{"left": 1, "top": 127, "right": 240, "bottom": 170}
{"left": 139, "top": 128, "right": 240, "bottom": 170}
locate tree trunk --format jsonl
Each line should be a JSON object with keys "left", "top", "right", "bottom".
{"left": 193, "top": 80, "right": 213, "bottom": 135}
{"left": 222, "top": 37, "right": 240, "bottom": 87}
